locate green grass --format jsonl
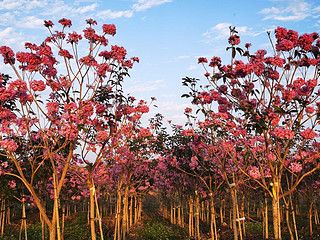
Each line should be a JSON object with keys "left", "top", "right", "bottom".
{"left": 134, "top": 220, "right": 188, "bottom": 240}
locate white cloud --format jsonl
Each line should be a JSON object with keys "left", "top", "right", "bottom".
{"left": 39, "top": 1, "right": 97, "bottom": 17}
{"left": 259, "top": 0, "right": 313, "bottom": 21}
{"left": 17, "top": 16, "right": 44, "bottom": 29}
{"left": 0, "top": 0, "right": 24, "bottom": 10}
{"left": 259, "top": 6, "right": 281, "bottom": 15}
{"left": 76, "top": 3, "right": 98, "bottom": 14}
{"left": 202, "top": 22, "right": 258, "bottom": 43}
{"left": 0, "top": 12, "right": 15, "bottom": 25}
{"left": 127, "top": 79, "right": 165, "bottom": 93}
{"left": 0, "top": 0, "right": 46, "bottom": 11}
{"left": 25, "top": 0, "right": 46, "bottom": 10}
{"left": 97, "top": 9, "right": 134, "bottom": 19}
{"left": 187, "top": 65, "right": 198, "bottom": 71}
{"left": 0, "top": 27, "right": 24, "bottom": 47}
{"left": 132, "top": 0, "right": 173, "bottom": 12}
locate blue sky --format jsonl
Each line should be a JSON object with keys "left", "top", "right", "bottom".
{"left": 0, "top": 0, "right": 320, "bottom": 125}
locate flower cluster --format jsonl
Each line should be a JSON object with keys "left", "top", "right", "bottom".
{"left": 288, "top": 162, "right": 302, "bottom": 173}
{"left": 0, "top": 139, "right": 18, "bottom": 152}
{"left": 248, "top": 166, "right": 261, "bottom": 179}
{"left": 102, "top": 24, "right": 116, "bottom": 36}
{"left": 228, "top": 34, "right": 240, "bottom": 45}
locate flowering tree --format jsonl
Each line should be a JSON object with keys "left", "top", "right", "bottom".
{"left": 183, "top": 26, "right": 320, "bottom": 240}
{"left": 0, "top": 18, "right": 142, "bottom": 240}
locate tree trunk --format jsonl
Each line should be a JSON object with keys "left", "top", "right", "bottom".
{"left": 308, "top": 200, "right": 314, "bottom": 236}
{"left": 209, "top": 193, "right": 218, "bottom": 240}
{"left": 89, "top": 184, "right": 97, "bottom": 240}
{"left": 230, "top": 187, "right": 238, "bottom": 240}
{"left": 188, "top": 197, "right": 194, "bottom": 238}
{"left": 264, "top": 194, "right": 269, "bottom": 240}
{"left": 122, "top": 186, "right": 129, "bottom": 240}
{"left": 195, "top": 192, "right": 201, "bottom": 240}
{"left": 284, "top": 200, "right": 293, "bottom": 240}
{"left": 1, "top": 199, "right": 5, "bottom": 237}
{"left": 271, "top": 181, "right": 281, "bottom": 240}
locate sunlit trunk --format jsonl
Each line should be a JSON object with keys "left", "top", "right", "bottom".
{"left": 271, "top": 180, "right": 281, "bottom": 240}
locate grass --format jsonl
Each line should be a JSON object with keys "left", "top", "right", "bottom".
{"left": 131, "top": 220, "right": 187, "bottom": 240}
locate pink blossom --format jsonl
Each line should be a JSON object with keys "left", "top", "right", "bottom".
{"left": 102, "top": 24, "right": 116, "bottom": 36}
{"left": 294, "top": 150, "right": 307, "bottom": 160}
{"left": 184, "top": 107, "right": 192, "bottom": 113}
{"left": 182, "top": 129, "right": 194, "bottom": 137}
{"left": 301, "top": 128, "right": 316, "bottom": 139}
{"left": 1, "top": 139, "right": 18, "bottom": 151}
{"left": 272, "top": 128, "right": 294, "bottom": 139}
{"left": 58, "top": 18, "right": 72, "bottom": 28}
{"left": 264, "top": 169, "right": 272, "bottom": 178}
{"left": 248, "top": 166, "right": 261, "bottom": 179}
{"left": 198, "top": 57, "right": 208, "bottom": 63}
{"left": 136, "top": 105, "right": 149, "bottom": 113}
{"left": 305, "top": 106, "right": 315, "bottom": 114}
{"left": 267, "top": 152, "right": 277, "bottom": 161}
{"left": 289, "top": 162, "right": 302, "bottom": 173}
{"left": 228, "top": 35, "right": 240, "bottom": 45}
{"left": 8, "top": 180, "right": 16, "bottom": 188}
{"left": 138, "top": 128, "right": 151, "bottom": 138}
{"left": 189, "top": 156, "right": 199, "bottom": 170}
{"left": 96, "top": 130, "right": 109, "bottom": 142}
{"left": 30, "top": 80, "right": 46, "bottom": 91}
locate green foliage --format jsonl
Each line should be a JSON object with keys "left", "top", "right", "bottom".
{"left": 135, "top": 220, "right": 187, "bottom": 240}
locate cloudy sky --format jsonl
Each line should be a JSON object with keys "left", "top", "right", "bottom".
{"left": 0, "top": 0, "right": 320, "bottom": 125}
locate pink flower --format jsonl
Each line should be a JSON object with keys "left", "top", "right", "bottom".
{"left": 58, "top": 49, "right": 73, "bottom": 59}
{"left": 289, "top": 162, "right": 302, "bottom": 173}
{"left": 264, "top": 169, "right": 272, "bottom": 178}
{"left": 276, "top": 39, "right": 294, "bottom": 51}
{"left": 301, "top": 128, "right": 316, "bottom": 139}
{"left": 267, "top": 152, "right": 277, "bottom": 161}
{"left": 198, "top": 57, "right": 208, "bottom": 63}
{"left": 1, "top": 139, "right": 18, "bottom": 151}
{"left": 184, "top": 107, "right": 192, "bottom": 113}
{"left": 307, "top": 79, "right": 317, "bottom": 88}
{"left": 96, "top": 130, "right": 109, "bottom": 142}
{"left": 8, "top": 180, "right": 16, "bottom": 188}
{"left": 228, "top": 35, "right": 240, "bottom": 45}
{"left": 267, "top": 113, "right": 280, "bottom": 126}
{"left": 248, "top": 166, "right": 261, "bottom": 179}
{"left": 293, "top": 77, "right": 305, "bottom": 88}
{"left": 209, "top": 57, "right": 221, "bottom": 67}
{"left": 182, "top": 129, "right": 194, "bottom": 137}
{"left": 138, "top": 128, "right": 151, "bottom": 138}
{"left": 30, "top": 80, "right": 46, "bottom": 91}
{"left": 272, "top": 128, "right": 294, "bottom": 140}
{"left": 58, "top": 18, "right": 72, "bottom": 28}
{"left": 102, "top": 24, "right": 116, "bottom": 36}
{"left": 275, "top": 27, "right": 287, "bottom": 41}
{"left": 46, "top": 102, "right": 59, "bottom": 114}
{"left": 305, "top": 106, "right": 315, "bottom": 114}
{"left": 44, "top": 20, "right": 54, "bottom": 28}
{"left": 189, "top": 156, "right": 199, "bottom": 170}
{"left": 0, "top": 46, "right": 15, "bottom": 64}
{"left": 86, "top": 18, "right": 97, "bottom": 26}
{"left": 282, "top": 89, "right": 296, "bottom": 101}
{"left": 67, "top": 32, "right": 82, "bottom": 44}
{"left": 136, "top": 105, "right": 149, "bottom": 113}
{"left": 298, "top": 33, "right": 314, "bottom": 51}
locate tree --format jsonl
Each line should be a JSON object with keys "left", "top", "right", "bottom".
{"left": 183, "top": 26, "right": 320, "bottom": 240}
{"left": 0, "top": 18, "right": 142, "bottom": 240}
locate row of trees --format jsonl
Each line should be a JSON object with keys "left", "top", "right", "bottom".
{"left": 0, "top": 19, "right": 320, "bottom": 240}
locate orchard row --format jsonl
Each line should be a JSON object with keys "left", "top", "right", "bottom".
{"left": 0, "top": 19, "right": 320, "bottom": 240}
